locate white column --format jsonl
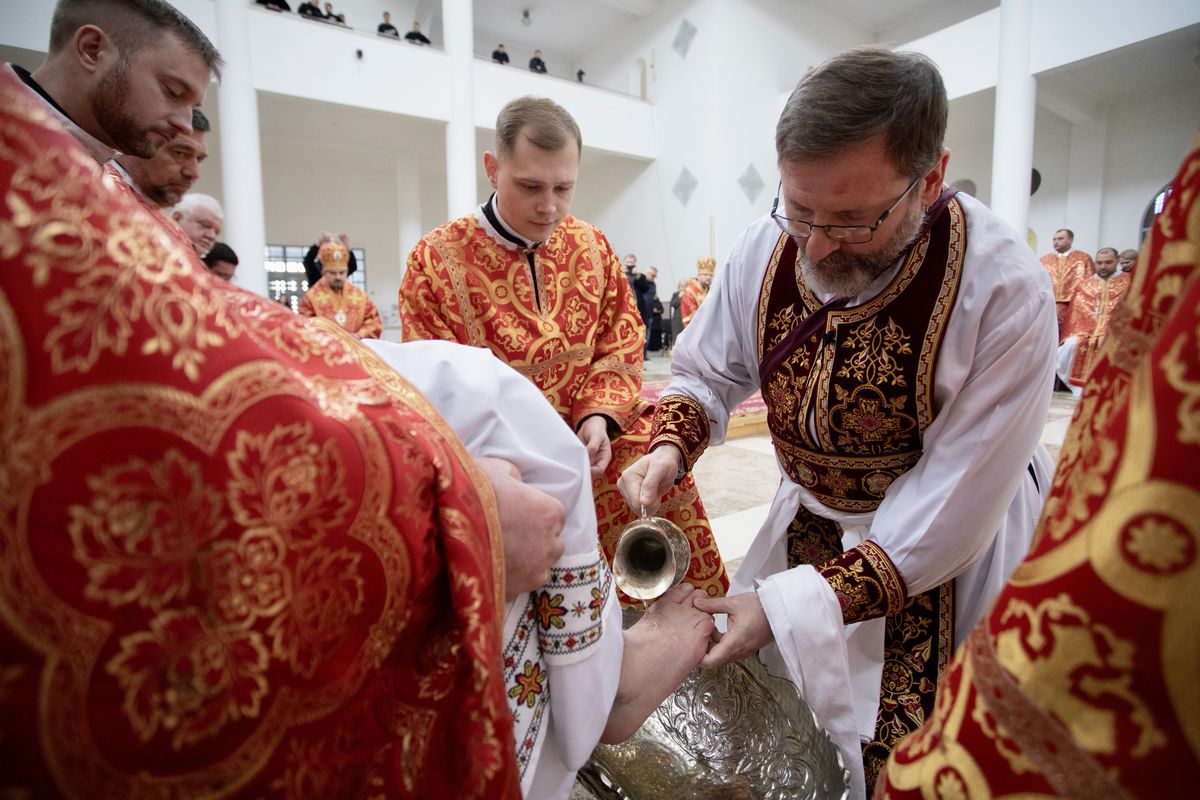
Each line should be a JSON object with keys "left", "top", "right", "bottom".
{"left": 213, "top": 0, "right": 268, "bottom": 296}
{"left": 1065, "top": 115, "right": 1108, "bottom": 249}
{"left": 397, "top": 154, "right": 423, "bottom": 277}
{"left": 442, "top": 0, "right": 476, "bottom": 218}
{"left": 989, "top": 0, "right": 1036, "bottom": 234}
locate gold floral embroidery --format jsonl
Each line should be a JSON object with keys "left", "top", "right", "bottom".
{"left": 996, "top": 594, "right": 1166, "bottom": 758}
{"left": 206, "top": 528, "right": 291, "bottom": 626}
{"left": 68, "top": 450, "right": 227, "bottom": 611}
{"left": 649, "top": 393, "right": 710, "bottom": 470}
{"left": 837, "top": 316, "right": 912, "bottom": 386}
{"left": 106, "top": 609, "right": 271, "bottom": 749}
{"left": 226, "top": 423, "right": 353, "bottom": 548}
{"left": 268, "top": 547, "right": 366, "bottom": 678}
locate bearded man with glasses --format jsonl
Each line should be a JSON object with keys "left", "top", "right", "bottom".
{"left": 620, "top": 46, "right": 1057, "bottom": 798}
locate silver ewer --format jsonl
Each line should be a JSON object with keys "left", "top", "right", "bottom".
{"left": 611, "top": 507, "right": 693, "bottom": 601}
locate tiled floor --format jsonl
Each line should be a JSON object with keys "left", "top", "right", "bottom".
{"left": 646, "top": 341, "right": 1083, "bottom": 570}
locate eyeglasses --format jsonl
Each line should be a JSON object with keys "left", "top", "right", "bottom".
{"left": 771, "top": 174, "right": 923, "bottom": 244}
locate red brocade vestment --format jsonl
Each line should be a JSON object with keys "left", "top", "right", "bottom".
{"left": 877, "top": 135, "right": 1200, "bottom": 799}
{"left": 299, "top": 275, "right": 383, "bottom": 339}
{"left": 0, "top": 68, "right": 518, "bottom": 799}
{"left": 1061, "top": 270, "right": 1131, "bottom": 387}
{"left": 679, "top": 277, "right": 708, "bottom": 328}
{"left": 1039, "top": 249, "right": 1094, "bottom": 340}
{"left": 401, "top": 212, "right": 728, "bottom": 603}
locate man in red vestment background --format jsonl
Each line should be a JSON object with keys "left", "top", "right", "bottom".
{"left": 679, "top": 255, "right": 714, "bottom": 328}
{"left": 400, "top": 96, "right": 728, "bottom": 604}
{"left": 1054, "top": 246, "right": 1131, "bottom": 394}
{"left": 1040, "top": 227, "right": 1095, "bottom": 339}
{"left": 300, "top": 240, "right": 383, "bottom": 339}
{"left": 877, "top": 133, "right": 1200, "bottom": 799}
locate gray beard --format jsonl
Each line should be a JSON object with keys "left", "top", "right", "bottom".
{"left": 798, "top": 203, "right": 926, "bottom": 299}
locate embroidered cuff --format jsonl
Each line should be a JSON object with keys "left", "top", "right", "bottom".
{"left": 534, "top": 550, "right": 613, "bottom": 665}
{"left": 816, "top": 541, "right": 907, "bottom": 625}
{"left": 649, "top": 394, "right": 710, "bottom": 472}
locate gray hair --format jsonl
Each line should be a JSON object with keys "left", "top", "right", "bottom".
{"left": 173, "top": 192, "right": 223, "bottom": 220}
{"left": 495, "top": 96, "right": 582, "bottom": 157}
{"left": 776, "top": 46, "right": 946, "bottom": 180}
{"left": 50, "top": 0, "right": 223, "bottom": 79}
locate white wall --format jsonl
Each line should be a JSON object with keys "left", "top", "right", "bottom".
{"left": 573, "top": 0, "right": 872, "bottom": 293}
{"left": 1101, "top": 84, "right": 1200, "bottom": 249}
{"left": 943, "top": 83, "right": 1200, "bottom": 255}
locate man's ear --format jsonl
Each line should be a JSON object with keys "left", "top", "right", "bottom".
{"left": 921, "top": 148, "right": 951, "bottom": 207}
{"left": 73, "top": 25, "right": 116, "bottom": 75}
{"left": 483, "top": 151, "right": 500, "bottom": 189}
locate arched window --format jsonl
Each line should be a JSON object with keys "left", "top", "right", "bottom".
{"left": 1140, "top": 181, "right": 1172, "bottom": 245}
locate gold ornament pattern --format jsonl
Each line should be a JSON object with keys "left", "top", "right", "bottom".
{"left": 756, "top": 198, "right": 964, "bottom": 512}
{"left": 0, "top": 70, "right": 518, "bottom": 799}
{"left": 401, "top": 214, "right": 728, "bottom": 604}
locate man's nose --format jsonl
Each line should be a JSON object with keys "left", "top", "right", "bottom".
{"left": 803, "top": 227, "right": 842, "bottom": 263}
{"left": 168, "top": 107, "right": 193, "bottom": 136}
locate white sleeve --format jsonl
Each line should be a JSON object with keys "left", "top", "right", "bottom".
{"left": 868, "top": 255, "right": 1057, "bottom": 595}
{"left": 362, "top": 339, "right": 623, "bottom": 773}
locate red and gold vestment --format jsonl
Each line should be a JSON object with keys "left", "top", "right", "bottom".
{"left": 878, "top": 134, "right": 1200, "bottom": 800}
{"left": 103, "top": 160, "right": 197, "bottom": 257}
{"left": 0, "top": 67, "right": 518, "bottom": 799}
{"left": 401, "top": 210, "right": 728, "bottom": 604}
{"left": 299, "top": 275, "right": 383, "bottom": 339}
{"left": 679, "top": 277, "right": 708, "bottom": 327}
{"left": 1061, "top": 269, "right": 1130, "bottom": 387}
{"left": 1040, "top": 248, "right": 1094, "bottom": 339}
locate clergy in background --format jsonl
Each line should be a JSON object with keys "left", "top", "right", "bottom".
{"left": 1040, "top": 227, "right": 1096, "bottom": 339}
{"left": 680, "top": 255, "right": 715, "bottom": 328}
{"left": 400, "top": 96, "right": 728, "bottom": 605}
{"left": 1054, "top": 246, "right": 1131, "bottom": 395}
{"left": 299, "top": 240, "right": 382, "bottom": 338}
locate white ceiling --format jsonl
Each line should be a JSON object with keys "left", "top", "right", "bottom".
{"left": 814, "top": 0, "right": 998, "bottom": 41}
{"left": 1040, "top": 23, "right": 1200, "bottom": 103}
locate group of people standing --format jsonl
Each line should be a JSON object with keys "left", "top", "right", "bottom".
{"left": 1, "top": 2, "right": 1197, "bottom": 799}
{"left": 622, "top": 254, "right": 714, "bottom": 356}
{"left": 1040, "top": 229, "right": 1137, "bottom": 395}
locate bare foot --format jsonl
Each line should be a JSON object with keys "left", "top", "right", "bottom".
{"left": 601, "top": 583, "right": 715, "bottom": 742}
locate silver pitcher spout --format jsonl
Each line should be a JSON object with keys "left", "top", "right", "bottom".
{"left": 611, "top": 508, "right": 692, "bottom": 601}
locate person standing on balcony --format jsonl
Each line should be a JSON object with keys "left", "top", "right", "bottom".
{"left": 404, "top": 21, "right": 430, "bottom": 45}
{"left": 492, "top": 43, "right": 510, "bottom": 64}
{"left": 529, "top": 49, "right": 547, "bottom": 73}
{"left": 297, "top": 1, "right": 322, "bottom": 19}
{"left": 377, "top": 10, "right": 399, "bottom": 37}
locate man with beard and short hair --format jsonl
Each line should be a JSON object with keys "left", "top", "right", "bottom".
{"left": 1040, "top": 227, "right": 1095, "bottom": 339}
{"left": 106, "top": 105, "right": 210, "bottom": 251}
{"left": 114, "top": 106, "right": 209, "bottom": 209}
{"left": 7, "top": 0, "right": 219, "bottom": 165}
{"left": 171, "top": 191, "right": 223, "bottom": 258}
{"left": 299, "top": 240, "right": 382, "bottom": 338}
{"left": 1054, "top": 246, "right": 1131, "bottom": 395}
{"left": 620, "top": 46, "right": 1056, "bottom": 797}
